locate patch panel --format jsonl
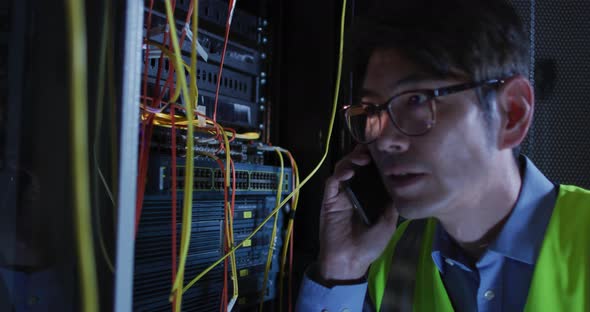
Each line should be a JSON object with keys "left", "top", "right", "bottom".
{"left": 143, "top": 76, "right": 260, "bottom": 130}
{"left": 149, "top": 0, "right": 259, "bottom": 43}
{"left": 144, "top": 55, "right": 255, "bottom": 103}
{"left": 150, "top": 126, "right": 250, "bottom": 161}
{"left": 145, "top": 24, "right": 261, "bottom": 75}
{"left": 174, "top": 166, "right": 214, "bottom": 190}
{"left": 147, "top": 154, "right": 292, "bottom": 196}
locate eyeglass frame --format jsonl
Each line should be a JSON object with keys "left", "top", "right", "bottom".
{"left": 343, "top": 78, "right": 506, "bottom": 144}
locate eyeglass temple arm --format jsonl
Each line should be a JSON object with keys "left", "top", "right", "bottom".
{"left": 433, "top": 79, "right": 504, "bottom": 97}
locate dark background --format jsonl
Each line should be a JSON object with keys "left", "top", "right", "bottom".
{"left": 1, "top": 0, "right": 589, "bottom": 310}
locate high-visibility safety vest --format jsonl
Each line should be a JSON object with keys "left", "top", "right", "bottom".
{"left": 368, "top": 184, "right": 590, "bottom": 311}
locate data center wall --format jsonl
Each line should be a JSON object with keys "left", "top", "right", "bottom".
{"left": 271, "top": 0, "right": 343, "bottom": 302}
{"left": 511, "top": 0, "right": 590, "bottom": 189}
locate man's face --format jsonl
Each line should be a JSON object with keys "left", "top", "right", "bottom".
{"left": 363, "top": 49, "right": 499, "bottom": 219}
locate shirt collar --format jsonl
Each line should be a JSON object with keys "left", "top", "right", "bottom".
{"left": 431, "top": 156, "right": 558, "bottom": 272}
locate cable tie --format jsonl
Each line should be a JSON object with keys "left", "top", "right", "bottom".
{"left": 184, "top": 23, "right": 194, "bottom": 41}
{"left": 181, "top": 22, "right": 208, "bottom": 61}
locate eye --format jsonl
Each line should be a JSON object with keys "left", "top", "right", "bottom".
{"left": 365, "top": 104, "right": 380, "bottom": 115}
{"left": 346, "top": 105, "right": 368, "bottom": 117}
{"left": 359, "top": 102, "right": 381, "bottom": 115}
{"left": 407, "top": 93, "right": 428, "bottom": 105}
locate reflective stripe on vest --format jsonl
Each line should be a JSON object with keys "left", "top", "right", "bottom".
{"left": 368, "top": 184, "right": 590, "bottom": 311}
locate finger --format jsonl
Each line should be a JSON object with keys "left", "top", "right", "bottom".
{"left": 323, "top": 145, "right": 373, "bottom": 207}
{"left": 351, "top": 143, "right": 369, "bottom": 154}
{"left": 337, "top": 145, "right": 371, "bottom": 170}
{"left": 333, "top": 148, "right": 372, "bottom": 181}
{"left": 322, "top": 176, "right": 343, "bottom": 203}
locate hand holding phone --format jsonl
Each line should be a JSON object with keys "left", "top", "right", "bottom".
{"left": 318, "top": 145, "right": 399, "bottom": 282}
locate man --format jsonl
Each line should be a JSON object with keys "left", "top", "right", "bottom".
{"left": 297, "top": 0, "right": 590, "bottom": 311}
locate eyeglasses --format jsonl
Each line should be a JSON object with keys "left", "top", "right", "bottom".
{"left": 343, "top": 79, "right": 505, "bottom": 144}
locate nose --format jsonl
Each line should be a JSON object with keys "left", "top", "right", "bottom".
{"left": 373, "top": 112, "right": 410, "bottom": 154}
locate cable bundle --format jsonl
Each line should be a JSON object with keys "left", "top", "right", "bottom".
{"left": 136, "top": 0, "right": 348, "bottom": 310}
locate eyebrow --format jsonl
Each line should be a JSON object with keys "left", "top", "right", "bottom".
{"left": 360, "top": 72, "right": 436, "bottom": 98}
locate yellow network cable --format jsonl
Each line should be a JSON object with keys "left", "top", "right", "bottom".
{"left": 171, "top": 118, "right": 261, "bottom": 140}
{"left": 164, "top": 0, "right": 196, "bottom": 311}
{"left": 66, "top": 0, "right": 99, "bottom": 310}
{"left": 259, "top": 149, "right": 284, "bottom": 312}
{"left": 279, "top": 151, "right": 300, "bottom": 310}
{"left": 226, "top": 131, "right": 260, "bottom": 140}
{"left": 148, "top": 111, "right": 261, "bottom": 140}
{"left": 188, "top": 4, "right": 200, "bottom": 285}
{"left": 168, "top": 113, "right": 240, "bottom": 309}
{"left": 219, "top": 126, "right": 240, "bottom": 310}
{"left": 194, "top": 149, "right": 238, "bottom": 309}
{"left": 183, "top": 0, "right": 347, "bottom": 294}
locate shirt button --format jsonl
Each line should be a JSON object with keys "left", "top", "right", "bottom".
{"left": 484, "top": 290, "right": 495, "bottom": 301}
{"left": 445, "top": 259, "right": 455, "bottom": 266}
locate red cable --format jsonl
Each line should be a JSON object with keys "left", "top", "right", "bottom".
{"left": 221, "top": 157, "right": 237, "bottom": 312}
{"left": 221, "top": 158, "right": 237, "bottom": 310}
{"left": 216, "top": 154, "right": 229, "bottom": 312}
{"left": 134, "top": 0, "right": 156, "bottom": 235}
{"left": 137, "top": 0, "right": 194, "bottom": 235}
{"left": 142, "top": 0, "right": 155, "bottom": 106}
{"left": 140, "top": 5, "right": 194, "bottom": 241}
{"left": 135, "top": 121, "right": 147, "bottom": 234}
{"left": 230, "top": 159, "right": 236, "bottom": 217}
{"left": 136, "top": 0, "right": 176, "bottom": 236}
{"left": 156, "top": 0, "right": 194, "bottom": 107}
{"left": 133, "top": 3, "right": 185, "bottom": 312}
{"left": 225, "top": 127, "right": 237, "bottom": 143}
{"left": 214, "top": 157, "right": 230, "bottom": 312}
{"left": 287, "top": 152, "right": 296, "bottom": 312}
{"left": 212, "top": 0, "right": 235, "bottom": 122}
{"left": 176, "top": 0, "right": 194, "bottom": 56}
{"left": 152, "top": 0, "right": 175, "bottom": 109}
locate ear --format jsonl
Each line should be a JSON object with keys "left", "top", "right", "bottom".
{"left": 495, "top": 75, "right": 534, "bottom": 150}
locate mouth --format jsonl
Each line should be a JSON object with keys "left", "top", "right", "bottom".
{"left": 387, "top": 172, "right": 427, "bottom": 189}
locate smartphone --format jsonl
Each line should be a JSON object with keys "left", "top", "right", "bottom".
{"left": 341, "top": 160, "right": 391, "bottom": 225}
